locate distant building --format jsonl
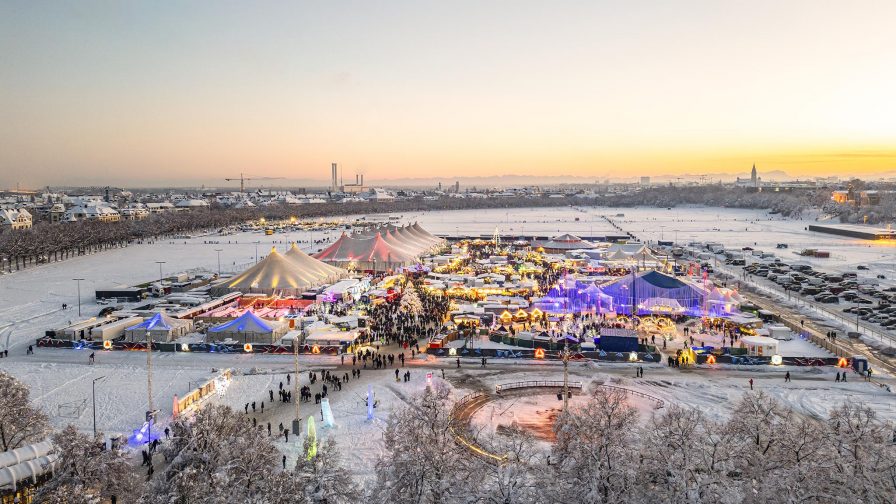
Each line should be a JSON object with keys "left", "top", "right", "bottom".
{"left": 0, "top": 208, "right": 33, "bottom": 230}
{"left": 175, "top": 199, "right": 210, "bottom": 210}
{"left": 861, "top": 190, "right": 881, "bottom": 206}
{"left": 831, "top": 190, "right": 851, "bottom": 204}
{"left": 121, "top": 205, "right": 150, "bottom": 220}
{"left": 736, "top": 163, "right": 762, "bottom": 189}
{"left": 639, "top": 176, "right": 651, "bottom": 186}
{"left": 64, "top": 204, "right": 121, "bottom": 222}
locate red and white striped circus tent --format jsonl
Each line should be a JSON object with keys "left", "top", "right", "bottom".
{"left": 314, "top": 223, "right": 444, "bottom": 272}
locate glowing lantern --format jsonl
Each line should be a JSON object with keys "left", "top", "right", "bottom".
{"left": 181, "top": 343, "right": 189, "bottom": 352}
{"left": 628, "top": 351, "right": 638, "bottom": 362}
{"left": 244, "top": 343, "right": 253, "bottom": 353}
{"left": 534, "top": 348, "right": 545, "bottom": 359}
{"left": 837, "top": 357, "right": 848, "bottom": 368}
{"left": 103, "top": 340, "right": 112, "bottom": 350}
{"left": 449, "top": 348, "right": 457, "bottom": 356}
{"left": 311, "top": 345, "right": 321, "bottom": 354}
{"left": 771, "top": 354, "right": 783, "bottom": 366}
{"left": 706, "top": 354, "right": 716, "bottom": 364}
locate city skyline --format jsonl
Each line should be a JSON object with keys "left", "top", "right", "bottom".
{"left": 2, "top": 0, "right": 895, "bottom": 187}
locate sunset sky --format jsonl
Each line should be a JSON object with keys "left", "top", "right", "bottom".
{"left": 2, "top": 0, "right": 895, "bottom": 188}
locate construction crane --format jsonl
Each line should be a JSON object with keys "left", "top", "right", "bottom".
{"left": 224, "top": 173, "right": 285, "bottom": 194}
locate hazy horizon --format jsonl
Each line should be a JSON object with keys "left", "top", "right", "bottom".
{"left": 2, "top": 0, "right": 895, "bottom": 188}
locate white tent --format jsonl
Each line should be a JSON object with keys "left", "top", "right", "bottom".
{"left": 215, "top": 247, "right": 347, "bottom": 296}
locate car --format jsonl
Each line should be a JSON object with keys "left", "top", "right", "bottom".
{"left": 877, "top": 274, "right": 886, "bottom": 279}
{"left": 858, "top": 265, "right": 870, "bottom": 270}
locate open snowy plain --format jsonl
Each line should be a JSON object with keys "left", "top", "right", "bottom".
{"left": 1, "top": 205, "right": 894, "bottom": 479}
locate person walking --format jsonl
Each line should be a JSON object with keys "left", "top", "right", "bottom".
{"left": 456, "top": 357, "right": 461, "bottom": 368}
{"left": 748, "top": 378, "right": 754, "bottom": 390}
{"left": 784, "top": 371, "right": 791, "bottom": 382}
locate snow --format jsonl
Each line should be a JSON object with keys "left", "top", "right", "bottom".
{"left": 1, "top": 205, "right": 894, "bottom": 480}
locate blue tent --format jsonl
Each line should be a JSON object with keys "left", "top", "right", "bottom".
{"left": 599, "top": 271, "right": 705, "bottom": 316}
{"left": 131, "top": 312, "right": 172, "bottom": 331}
{"left": 124, "top": 311, "right": 191, "bottom": 342}
{"left": 208, "top": 310, "right": 280, "bottom": 344}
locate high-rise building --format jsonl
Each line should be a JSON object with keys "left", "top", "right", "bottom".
{"left": 331, "top": 163, "right": 338, "bottom": 192}
{"left": 751, "top": 164, "right": 758, "bottom": 187}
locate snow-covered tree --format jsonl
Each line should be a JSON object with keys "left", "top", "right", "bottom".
{"left": 399, "top": 283, "right": 423, "bottom": 316}
{"left": 0, "top": 369, "right": 50, "bottom": 451}
{"left": 636, "top": 404, "right": 737, "bottom": 504}
{"left": 372, "top": 384, "right": 474, "bottom": 504}
{"left": 292, "top": 437, "right": 361, "bottom": 504}
{"left": 37, "top": 425, "right": 140, "bottom": 503}
{"left": 549, "top": 387, "right": 639, "bottom": 504}
{"left": 145, "top": 404, "right": 278, "bottom": 503}
{"left": 473, "top": 425, "right": 541, "bottom": 504}
{"left": 827, "top": 401, "right": 896, "bottom": 502}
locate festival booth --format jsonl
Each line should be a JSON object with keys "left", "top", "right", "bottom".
{"left": 738, "top": 335, "right": 779, "bottom": 356}
{"left": 206, "top": 310, "right": 287, "bottom": 344}
{"left": 124, "top": 311, "right": 193, "bottom": 342}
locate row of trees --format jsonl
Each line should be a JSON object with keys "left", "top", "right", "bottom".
{"left": 373, "top": 385, "right": 896, "bottom": 504}
{"left": 2, "top": 368, "right": 895, "bottom": 503}
{"left": 0, "top": 185, "right": 838, "bottom": 273}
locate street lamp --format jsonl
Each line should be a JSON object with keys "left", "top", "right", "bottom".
{"left": 214, "top": 249, "right": 223, "bottom": 276}
{"left": 73, "top": 278, "right": 85, "bottom": 316}
{"left": 561, "top": 336, "right": 571, "bottom": 411}
{"left": 92, "top": 376, "right": 106, "bottom": 438}
{"left": 292, "top": 337, "right": 302, "bottom": 436}
{"left": 155, "top": 261, "right": 166, "bottom": 284}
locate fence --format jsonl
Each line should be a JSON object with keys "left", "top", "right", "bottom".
{"left": 595, "top": 383, "right": 665, "bottom": 409}
{"left": 495, "top": 380, "right": 583, "bottom": 393}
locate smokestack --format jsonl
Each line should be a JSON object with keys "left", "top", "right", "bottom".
{"left": 360, "top": 174, "right": 363, "bottom": 186}
{"left": 331, "top": 163, "right": 338, "bottom": 191}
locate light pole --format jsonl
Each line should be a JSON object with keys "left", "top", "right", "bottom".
{"left": 562, "top": 337, "right": 571, "bottom": 411}
{"left": 292, "top": 337, "right": 301, "bottom": 436}
{"left": 255, "top": 241, "right": 260, "bottom": 263}
{"left": 214, "top": 249, "right": 223, "bottom": 276}
{"left": 73, "top": 278, "right": 84, "bottom": 316}
{"left": 155, "top": 261, "right": 166, "bottom": 285}
{"left": 92, "top": 376, "right": 106, "bottom": 438}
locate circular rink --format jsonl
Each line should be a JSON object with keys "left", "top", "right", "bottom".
{"left": 450, "top": 381, "right": 665, "bottom": 463}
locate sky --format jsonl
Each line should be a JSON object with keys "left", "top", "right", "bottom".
{"left": 1, "top": 0, "right": 896, "bottom": 188}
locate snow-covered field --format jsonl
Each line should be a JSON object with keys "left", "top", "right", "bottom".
{"left": 1, "top": 205, "right": 894, "bottom": 478}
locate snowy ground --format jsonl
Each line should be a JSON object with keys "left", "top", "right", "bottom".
{"left": 1, "top": 205, "right": 895, "bottom": 479}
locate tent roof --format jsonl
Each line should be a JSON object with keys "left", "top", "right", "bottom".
{"left": 284, "top": 243, "right": 347, "bottom": 279}
{"left": 209, "top": 310, "right": 273, "bottom": 333}
{"left": 638, "top": 271, "right": 688, "bottom": 289}
{"left": 315, "top": 232, "right": 415, "bottom": 263}
{"left": 227, "top": 247, "right": 343, "bottom": 292}
{"left": 127, "top": 311, "right": 178, "bottom": 331}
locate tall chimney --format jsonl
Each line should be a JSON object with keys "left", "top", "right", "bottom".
{"left": 331, "top": 163, "right": 338, "bottom": 191}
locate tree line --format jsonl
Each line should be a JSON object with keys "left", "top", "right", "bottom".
{"left": 2, "top": 369, "right": 894, "bottom": 503}
{"left": 1, "top": 183, "right": 886, "bottom": 273}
